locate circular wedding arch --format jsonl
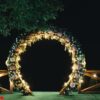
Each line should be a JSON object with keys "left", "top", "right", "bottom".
{"left": 6, "top": 30, "right": 86, "bottom": 95}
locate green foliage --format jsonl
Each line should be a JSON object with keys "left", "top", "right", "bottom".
{"left": 0, "top": 0, "right": 63, "bottom": 36}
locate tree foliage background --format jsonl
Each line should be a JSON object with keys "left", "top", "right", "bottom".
{"left": 0, "top": 0, "right": 63, "bottom": 36}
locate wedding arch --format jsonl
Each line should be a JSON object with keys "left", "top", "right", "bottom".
{"left": 6, "top": 30, "right": 86, "bottom": 95}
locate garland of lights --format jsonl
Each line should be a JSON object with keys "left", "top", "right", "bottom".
{"left": 6, "top": 30, "right": 86, "bottom": 95}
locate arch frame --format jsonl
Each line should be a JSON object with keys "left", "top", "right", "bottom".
{"left": 6, "top": 30, "right": 86, "bottom": 95}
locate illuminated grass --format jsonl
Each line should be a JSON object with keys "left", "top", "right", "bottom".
{"left": 1, "top": 92, "right": 100, "bottom": 100}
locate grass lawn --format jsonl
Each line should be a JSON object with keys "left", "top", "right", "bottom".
{"left": 1, "top": 92, "right": 100, "bottom": 100}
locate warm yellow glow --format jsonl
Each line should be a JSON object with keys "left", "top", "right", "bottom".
{"left": 36, "top": 34, "right": 42, "bottom": 40}
{"left": 64, "top": 82, "right": 68, "bottom": 87}
{"left": 18, "top": 74, "right": 22, "bottom": 78}
{"left": 22, "top": 80, "right": 26, "bottom": 84}
{"left": 79, "top": 79, "right": 84, "bottom": 84}
{"left": 44, "top": 33, "right": 50, "bottom": 39}
{"left": 16, "top": 48, "right": 23, "bottom": 54}
{"left": 93, "top": 73, "right": 97, "bottom": 78}
{"left": 0, "top": 73, "right": 8, "bottom": 77}
{"left": 25, "top": 85, "right": 30, "bottom": 89}
{"left": 6, "top": 30, "right": 86, "bottom": 94}
{"left": 72, "top": 64, "right": 78, "bottom": 72}
{"left": 69, "top": 74, "right": 73, "bottom": 80}
{"left": 16, "top": 56, "right": 21, "bottom": 61}
{"left": 72, "top": 56, "right": 77, "bottom": 63}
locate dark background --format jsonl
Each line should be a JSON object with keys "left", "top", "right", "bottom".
{"left": 0, "top": 0, "right": 100, "bottom": 91}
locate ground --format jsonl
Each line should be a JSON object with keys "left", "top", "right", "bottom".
{"left": 1, "top": 92, "right": 100, "bottom": 100}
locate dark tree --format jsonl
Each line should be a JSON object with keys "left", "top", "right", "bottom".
{"left": 0, "top": 0, "right": 63, "bottom": 36}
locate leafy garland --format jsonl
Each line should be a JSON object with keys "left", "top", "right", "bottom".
{"left": 6, "top": 30, "right": 86, "bottom": 95}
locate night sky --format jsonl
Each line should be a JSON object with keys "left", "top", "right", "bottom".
{"left": 0, "top": 0, "right": 100, "bottom": 91}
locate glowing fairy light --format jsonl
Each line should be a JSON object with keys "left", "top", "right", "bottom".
{"left": 5, "top": 30, "right": 86, "bottom": 95}
{"left": 22, "top": 43, "right": 27, "bottom": 47}
{"left": 72, "top": 64, "right": 78, "bottom": 72}
{"left": 36, "top": 34, "right": 42, "bottom": 40}
{"left": 26, "top": 85, "right": 30, "bottom": 90}
{"left": 44, "top": 33, "right": 50, "bottom": 39}
{"left": 15, "top": 48, "right": 23, "bottom": 54}
{"left": 64, "top": 82, "right": 68, "bottom": 87}
{"left": 69, "top": 74, "right": 73, "bottom": 80}
{"left": 22, "top": 80, "right": 26, "bottom": 84}
{"left": 93, "top": 73, "right": 97, "bottom": 78}
{"left": 19, "top": 74, "right": 22, "bottom": 78}
{"left": 79, "top": 79, "right": 84, "bottom": 84}
{"left": 16, "top": 56, "right": 21, "bottom": 61}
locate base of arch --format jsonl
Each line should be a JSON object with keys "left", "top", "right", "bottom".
{"left": 0, "top": 69, "right": 100, "bottom": 95}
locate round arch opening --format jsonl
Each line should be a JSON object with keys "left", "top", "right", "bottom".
{"left": 6, "top": 30, "right": 86, "bottom": 95}
{"left": 20, "top": 39, "right": 72, "bottom": 91}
